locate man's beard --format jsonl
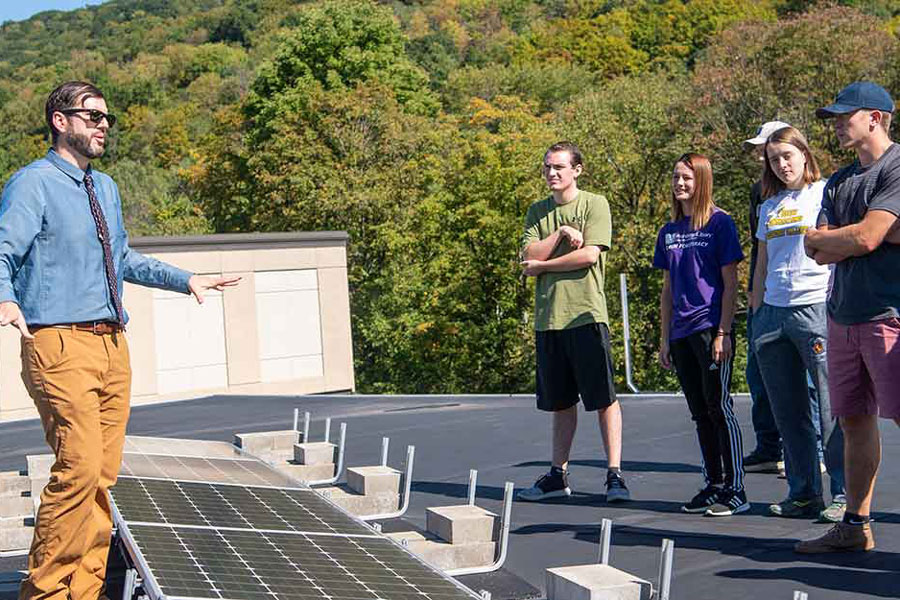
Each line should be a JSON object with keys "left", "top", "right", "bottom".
{"left": 64, "top": 130, "right": 104, "bottom": 159}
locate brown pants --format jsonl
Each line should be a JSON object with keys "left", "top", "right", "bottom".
{"left": 18, "top": 327, "right": 131, "bottom": 600}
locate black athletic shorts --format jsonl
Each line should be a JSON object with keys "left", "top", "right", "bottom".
{"left": 535, "top": 322, "right": 617, "bottom": 412}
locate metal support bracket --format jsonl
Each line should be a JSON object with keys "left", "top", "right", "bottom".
{"left": 380, "top": 437, "right": 390, "bottom": 467}
{"left": 307, "top": 422, "right": 347, "bottom": 486}
{"left": 655, "top": 538, "right": 674, "bottom": 600}
{"left": 302, "top": 411, "right": 311, "bottom": 443}
{"left": 598, "top": 518, "right": 612, "bottom": 565}
{"left": 446, "top": 481, "right": 514, "bottom": 576}
{"left": 360, "top": 445, "right": 415, "bottom": 521}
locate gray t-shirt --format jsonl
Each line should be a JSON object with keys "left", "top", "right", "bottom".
{"left": 820, "top": 142, "right": 900, "bottom": 324}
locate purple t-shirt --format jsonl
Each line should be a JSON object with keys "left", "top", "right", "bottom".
{"left": 652, "top": 209, "right": 744, "bottom": 340}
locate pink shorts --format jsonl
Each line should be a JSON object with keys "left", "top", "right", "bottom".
{"left": 828, "top": 317, "right": 900, "bottom": 419}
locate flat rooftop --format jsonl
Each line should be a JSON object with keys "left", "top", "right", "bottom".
{"left": 1, "top": 393, "right": 896, "bottom": 599}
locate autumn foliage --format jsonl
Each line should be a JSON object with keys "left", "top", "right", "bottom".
{"left": 0, "top": 0, "right": 898, "bottom": 392}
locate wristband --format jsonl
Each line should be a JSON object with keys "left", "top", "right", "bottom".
{"left": 716, "top": 329, "right": 731, "bottom": 337}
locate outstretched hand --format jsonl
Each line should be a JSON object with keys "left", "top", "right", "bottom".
{"left": 188, "top": 275, "right": 242, "bottom": 304}
{"left": 0, "top": 301, "right": 33, "bottom": 339}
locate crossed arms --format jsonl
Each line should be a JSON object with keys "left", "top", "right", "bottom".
{"left": 520, "top": 225, "right": 603, "bottom": 276}
{"left": 804, "top": 209, "right": 900, "bottom": 264}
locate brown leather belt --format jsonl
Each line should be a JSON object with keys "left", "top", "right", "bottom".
{"left": 32, "top": 321, "right": 123, "bottom": 335}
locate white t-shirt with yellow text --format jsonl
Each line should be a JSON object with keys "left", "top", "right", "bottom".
{"left": 755, "top": 180, "right": 831, "bottom": 307}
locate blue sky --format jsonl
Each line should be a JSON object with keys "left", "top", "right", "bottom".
{"left": 0, "top": 1, "right": 108, "bottom": 25}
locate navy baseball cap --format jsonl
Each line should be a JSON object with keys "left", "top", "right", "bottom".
{"left": 816, "top": 81, "right": 895, "bottom": 118}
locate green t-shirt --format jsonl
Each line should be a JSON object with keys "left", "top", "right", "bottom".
{"left": 521, "top": 190, "right": 612, "bottom": 331}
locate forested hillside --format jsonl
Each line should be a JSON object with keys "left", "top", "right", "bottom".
{"left": 1, "top": 0, "right": 899, "bottom": 392}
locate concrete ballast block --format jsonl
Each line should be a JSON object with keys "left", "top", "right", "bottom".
{"left": 26, "top": 455, "right": 54, "bottom": 479}
{"left": 0, "top": 497, "right": 33, "bottom": 518}
{"left": 0, "top": 515, "right": 30, "bottom": 529}
{"left": 426, "top": 505, "right": 498, "bottom": 544}
{"left": 0, "top": 524, "right": 34, "bottom": 552}
{"left": 0, "top": 473, "right": 29, "bottom": 497}
{"left": 234, "top": 430, "right": 302, "bottom": 455}
{"left": 546, "top": 564, "right": 652, "bottom": 600}
{"left": 31, "top": 479, "right": 48, "bottom": 513}
{"left": 384, "top": 531, "right": 496, "bottom": 571}
{"left": 318, "top": 485, "right": 399, "bottom": 517}
{"left": 276, "top": 463, "right": 335, "bottom": 483}
{"left": 293, "top": 442, "right": 336, "bottom": 466}
{"left": 347, "top": 466, "right": 401, "bottom": 496}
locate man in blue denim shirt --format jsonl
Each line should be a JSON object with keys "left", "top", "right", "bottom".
{"left": 0, "top": 81, "right": 239, "bottom": 600}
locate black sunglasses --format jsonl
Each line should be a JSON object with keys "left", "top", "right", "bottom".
{"left": 59, "top": 108, "right": 117, "bottom": 128}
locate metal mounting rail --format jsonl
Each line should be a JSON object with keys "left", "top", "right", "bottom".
{"left": 360, "top": 445, "right": 415, "bottom": 521}
{"left": 111, "top": 503, "right": 165, "bottom": 600}
{"left": 121, "top": 568, "right": 139, "bottom": 600}
{"left": 446, "top": 481, "right": 514, "bottom": 576}
{"left": 307, "top": 422, "right": 347, "bottom": 486}
{"left": 381, "top": 437, "right": 390, "bottom": 466}
{"left": 620, "top": 273, "right": 640, "bottom": 393}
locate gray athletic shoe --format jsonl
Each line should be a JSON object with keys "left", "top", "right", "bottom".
{"left": 819, "top": 495, "right": 847, "bottom": 523}
{"left": 605, "top": 470, "right": 630, "bottom": 503}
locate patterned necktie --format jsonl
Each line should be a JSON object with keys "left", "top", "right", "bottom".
{"left": 83, "top": 171, "right": 125, "bottom": 328}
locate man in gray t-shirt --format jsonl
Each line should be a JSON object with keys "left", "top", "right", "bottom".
{"left": 799, "top": 81, "right": 900, "bottom": 554}
{"left": 819, "top": 143, "right": 900, "bottom": 322}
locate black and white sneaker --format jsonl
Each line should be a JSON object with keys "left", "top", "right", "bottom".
{"left": 681, "top": 484, "right": 722, "bottom": 513}
{"left": 705, "top": 489, "right": 749, "bottom": 517}
{"left": 517, "top": 467, "right": 571, "bottom": 501}
{"left": 605, "top": 470, "right": 630, "bottom": 503}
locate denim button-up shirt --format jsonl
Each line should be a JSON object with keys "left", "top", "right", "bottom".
{"left": 0, "top": 150, "right": 192, "bottom": 325}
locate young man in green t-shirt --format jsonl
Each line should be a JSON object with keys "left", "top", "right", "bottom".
{"left": 518, "top": 141, "right": 629, "bottom": 503}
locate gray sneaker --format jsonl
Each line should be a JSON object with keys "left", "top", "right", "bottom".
{"left": 819, "top": 495, "right": 847, "bottom": 523}
{"left": 605, "top": 470, "right": 630, "bottom": 503}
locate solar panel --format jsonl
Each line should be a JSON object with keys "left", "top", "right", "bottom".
{"left": 120, "top": 453, "right": 299, "bottom": 488}
{"left": 112, "top": 477, "right": 373, "bottom": 536}
{"left": 113, "top": 438, "right": 481, "bottom": 600}
{"left": 126, "top": 524, "right": 478, "bottom": 600}
{"left": 124, "top": 436, "right": 247, "bottom": 458}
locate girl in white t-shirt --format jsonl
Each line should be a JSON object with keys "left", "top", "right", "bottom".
{"left": 750, "top": 126, "right": 845, "bottom": 521}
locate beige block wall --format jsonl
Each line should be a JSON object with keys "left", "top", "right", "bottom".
{"left": 0, "top": 232, "right": 354, "bottom": 422}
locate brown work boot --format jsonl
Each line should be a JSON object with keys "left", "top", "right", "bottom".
{"left": 794, "top": 522, "right": 875, "bottom": 553}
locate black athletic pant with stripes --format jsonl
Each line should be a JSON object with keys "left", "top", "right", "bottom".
{"left": 670, "top": 328, "right": 745, "bottom": 492}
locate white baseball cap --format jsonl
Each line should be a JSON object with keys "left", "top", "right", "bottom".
{"left": 743, "top": 120, "right": 792, "bottom": 148}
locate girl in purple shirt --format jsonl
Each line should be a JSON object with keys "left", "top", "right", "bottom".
{"left": 654, "top": 153, "right": 747, "bottom": 516}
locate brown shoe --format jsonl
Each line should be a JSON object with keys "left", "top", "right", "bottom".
{"left": 794, "top": 522, "right": 875, "bottom": 553}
